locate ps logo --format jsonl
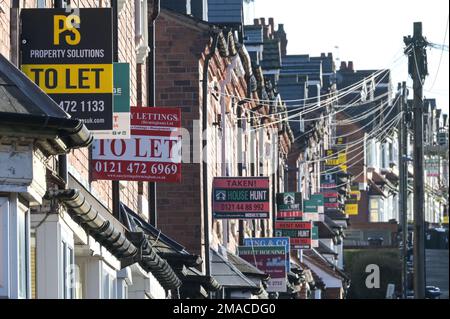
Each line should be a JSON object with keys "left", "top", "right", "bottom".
{"left": 53, "top": 14, "right": 81, "bottom": 46}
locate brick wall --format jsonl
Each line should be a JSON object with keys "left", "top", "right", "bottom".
{"left": 323, "top": 287, "right": 343, "bottom": 299}
{"left": 336, "top": 112, "right": 369, "bottom": 223}
{"left": 153, "top": 9, "right": 276, "bottom": 261}
{"left": 153, "top": 11, "right": 208, "bottom": 258}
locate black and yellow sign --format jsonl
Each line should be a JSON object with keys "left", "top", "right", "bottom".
{"left": 20, "top": 8, "right": 113, "bottom": 130}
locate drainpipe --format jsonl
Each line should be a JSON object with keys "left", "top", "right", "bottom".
{"left": 148, "top": 0, "right": 160, "bottom": 226}
{"left": 237, "top": 103, "right": 244, "bottom": 245}
{"left": 111, "top": 0, "right": 120, "bottom": 218}
{"left": 54, "top": 0, "right": 68, "bottom": 187}
{"left": 202, "top": 31, "right": 220, "bottom": 277}
{"left": 219, "top": 55, "right": 239, "bottom": 247}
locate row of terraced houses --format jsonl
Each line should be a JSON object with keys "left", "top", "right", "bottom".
{"left": 0, "top": 0, "right": 448, "bottom": 299}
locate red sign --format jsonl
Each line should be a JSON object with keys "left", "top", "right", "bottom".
{"left": 212, "top": 177, "right": 270, "bottom": 219}
{"left": 91, "top": 107, "right": 181, "bottom": 182}
{"left": 274, "top": 221, "right": 312, "bottom": 249}
{"left": 275, "top": 221, "right": 312, "bottom": 230}
{"left": 237, "top": 245, "right": 287, "bottom": 292}
{"left": 276, "top": 211, "right": 303, "bottom": 219}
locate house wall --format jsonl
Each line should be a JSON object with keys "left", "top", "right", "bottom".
{"left": 153, "top": 9, "right": 279, "bottom": 264}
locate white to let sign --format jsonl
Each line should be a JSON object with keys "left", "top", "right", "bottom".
{"left": 91, "top": 107, "right": 181, "bottom": 182}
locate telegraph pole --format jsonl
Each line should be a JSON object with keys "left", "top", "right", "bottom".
{"left": 398, "top": 81, "right": 409, "bottom": 298}
{"left": 404, "top": 22, "right": 428, "bottom": 299}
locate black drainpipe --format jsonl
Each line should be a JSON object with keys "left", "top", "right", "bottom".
{"left": 111, "top": 0, "right": 120, "bottom": 219}
{"left": 148, "top": 0, "right": 160, "bottom": 226}
{"left": 202, "top": 31, "right": 220, "bottom": 278}
{"left": 54, "top": 0, "right": 67, "bottom": 187}
{"left": 237, "top": 104, "right": 244, "bottom": 245}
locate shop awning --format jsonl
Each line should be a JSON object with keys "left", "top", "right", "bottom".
{"left": 45, "top": 189, "right": 182, "bottom": 291}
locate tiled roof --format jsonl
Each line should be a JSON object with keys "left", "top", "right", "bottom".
{"left": 210, "top": 248, "right": 260, "bottom": 291}
{"left": 244, "top": 25, "right": 264, "bottom": 44}
{"left": 208, "top": 0, "right": 243, "bottom": 24}
{"left": 261, "top": 39, "right": 281, "bottom": 69}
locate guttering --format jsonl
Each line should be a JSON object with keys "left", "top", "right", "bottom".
{"left": 45, "top": 189, "right": 138, "bottom": 258}
{"left": 0, "top": 112, "right": 93, "bottom": 150}
{"left": 202, "top": 30, "right": 220, "bottom": 277}
{"left": 46, "top": 189, "right": 182, "bottom": 290}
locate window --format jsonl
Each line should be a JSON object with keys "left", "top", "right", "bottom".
{"left": 17, "top": 204, "right": 28, "bottom": 299}
{"left": 369, "top": 196, "right": 384, "bottom": 222}
{"left": 61, "top": 241, "right": 75, "bottom": 299}
{"left": 102, "top": 266, "right": 117, "bottom": 299}
{"left": 37, "top": 0, "right": 46, "bottom": 8}
{"left": 30, "top": 232, "right": 36, "bottom": 299}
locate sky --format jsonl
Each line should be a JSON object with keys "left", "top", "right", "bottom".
{"left": 244, "top": 0, "right": 449, "bottom": 115}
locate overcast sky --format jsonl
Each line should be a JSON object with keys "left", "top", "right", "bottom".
{"left": 244, "top": 0, "right": 449, "bottom": 115}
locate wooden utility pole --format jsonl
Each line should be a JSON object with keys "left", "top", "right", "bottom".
{"left": 404, "top": 22, "right": 428, "bottom": 299}
{"left": 398, "top": 81, "right": 409, "bottom": 298}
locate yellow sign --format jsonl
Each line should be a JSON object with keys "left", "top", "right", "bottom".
{"left": 53, "top": 14, "right": 81, "bottom": 45}
{"left": 350, "top": 190, "right": 361, "bottom": 201}
{"left": 443, "top": 216, "right": 449, "bottom": 224}
{"left": 345, "top": 203, "right": 358, "bottom": 215}
{"left": 21, "top": 64, "right": 113, "bottom": 94}
{"left": 326, "top": 152, "right": 347, "bottom": 166}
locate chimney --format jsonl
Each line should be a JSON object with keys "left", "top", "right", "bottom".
{"left": 443, "top": 114, "right": 448, "bottom": 127}
{"left": 276, "top": 23, "right": 288, "bottom": 56}
{"left": 348, "top": 61, "right": 354, "bottom": 72}
{"left": 269, "top": 17, "right": 274, "bottom": 33}
{"left": 321, "top": 53, "right": 326, "bottom": 58}
{"left": 162, "top": 0, "right": 192, "bottom": 16}
{"left": 254, "top": 18, "right": 260, "bottom": 25}
{"left": 327, "top": 52, "right": 332, "bottom": 58}
{"left": 260, "top": 17, "right": 265, "bottom": 26}
{"left": 340, "top": 61, "right": 347, "bottom": 71}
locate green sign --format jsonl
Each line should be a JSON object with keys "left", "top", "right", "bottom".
{"left": 113, "top": 63, "right": 130, "bottom": 113}
{"left": 311, "top": 194, "right": 324, "bottom": 206}
{"left": 91, "top": 62, "right": 130, "bottom": 138}
{"left": 303, "top": 200, "right": 318, "bottom": 213}
{"left": 276, "top": 192, "right": 302, "bottom": 211}
{"left": 312, "top": 226, "right": 319, "bottom": 240}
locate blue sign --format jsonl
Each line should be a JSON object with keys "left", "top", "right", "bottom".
{"left": 243, "top": 237, "right": 290, "bottom": 272}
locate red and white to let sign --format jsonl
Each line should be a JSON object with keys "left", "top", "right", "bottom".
{"left": 91, "top": 107, "right": 181, "bottom": 182}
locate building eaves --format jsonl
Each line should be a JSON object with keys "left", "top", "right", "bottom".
{"left": 0, "top": 54, "right": 92, "bottom": 155}
{"left": 317, "top": 241, "right": 338, "bottom": 256}
{"left": 210, "top": 248, "right": 260, "bottom": 293}
{"left": 160, "top": 7, "right": 215, "bottom": 33}
{"left": 46, "top": 189, "right": 182, "bottom": 290}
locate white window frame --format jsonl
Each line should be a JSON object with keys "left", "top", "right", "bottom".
{"left": 0, "top": 195, "right": 30, "bottom": 299}
{"left": 60, "top": 226, "right": 75, "bottom": 299}
{"left": 102, "top": 263, "right": 117, "bottom": 299}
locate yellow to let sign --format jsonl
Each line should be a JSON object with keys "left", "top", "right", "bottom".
{"left": 326, "top": 153, "right": 347, "bottom": 166}
{"left": 21, "top": 64, "right": 113, "bottom": 94}
{"left": 443, "top": 216, "right": 449, "bottom": 224}
{"left": 350, "top": 190, "right": 361, "bottom": 200}
{"left": 345, "top": 204, "right": 358, "bottom": 215}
